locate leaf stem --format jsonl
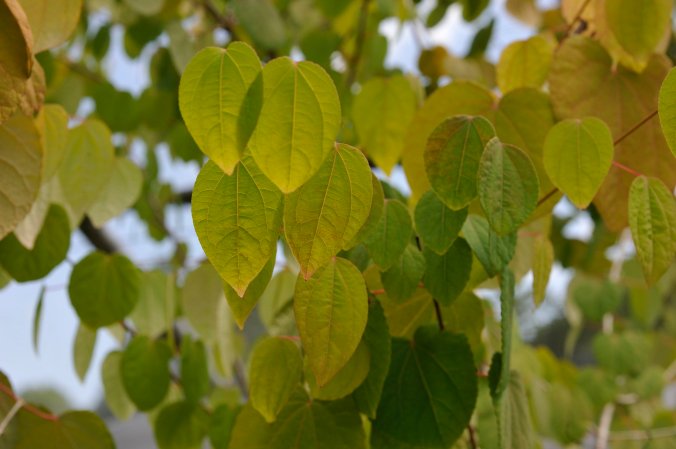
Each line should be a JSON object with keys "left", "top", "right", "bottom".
{"left": 467, "top": 424, "right": 478, "bottom": 449}
{"left": 0, "top": 382, "right": 59, "bottom": 422}
{"left": 564, "top": 0, "right": 593, "bottom": 36}
{"left": 0, "top": 397, "right": 23, "bottom": 435}
{"left": 433, "top": 299, "right": 444, "bottom": 331}
{"left": 613, "top": 109, "right": 658, "bottom": 146}
{"left": 611, "top": 160, "right": 642, "bottom": 177}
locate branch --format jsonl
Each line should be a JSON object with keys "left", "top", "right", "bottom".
{"left": 198, "top": 0, "right": 240, "bottom": 41}
{"left": 345, "top": 0, "right": 372, "bottom": 88}
{"left": 0, "top": 382, "right": 58, "bottom": 422}
{"left": 433, "top": 299, "right": 445, "bottom": 331}
{"left": 79, "top": 217, "right": 119, "bottom": 254}
{"left": 595, "top": 403, "right": 615, "bottom": 449}
{"left": 613, "top": 109, "right": 658, "bottom": 146}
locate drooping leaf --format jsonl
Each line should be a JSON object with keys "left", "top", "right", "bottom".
{"left": 628, "top": 176, "right": 676, "bottom": 285}
{"left": 365, "top": 199, "right": 413, "bottom": 270}
{"left": 403, "top": 81, "right": 496, "bottom": 201}
{"left": 294, "top": 257, "right": 368, "bottom": 386}
{"left": 462, "top": 215, "right": 517, "bottom": 277}
{"left": 353, "top": 301, "right": 391, "bottom": 419}
{"left": 496, "top": 35, "right": 553, "bottom": 93}
{"left": 0, "top": 204, "right": 70, "bottom": 282}
{"left": 224, "top": 249, "right": 276, "bottom": 329}
{"left": 352, "top": 75, "right": 418, "bottom": 173}
{"left": 415, "top": 190, "right": 468, "bottom": 255}
{"left": 658, "top": 67, "right": 676, "bottom": 157}
{"left": 154, "top": 401, "right": 210, "bottom": 449}
{"left": 478, "top": 138, "right": 539, "bottom": 235}
{"left": 181, "top": 335, "right": 210, "bottom": 405}
{"left": 532, "top": 236, "right": 553, "bottom": 306}
{"left": 121, "top": 335, "right": 172, "bottom": 411}
{"left": 192, "top": 157, "right": 282, "bottom": 296}
{"left": 307, "top": 340, "right": 370, "bottom": 401}
{"left": 228, "top": 389, "right": 366, "bottom": 449}
{"left": 181, "top": 262, "right": 231, "bottom": 343}
{"left": 549, "top": 36, "right": 675, "bottom": 230}
{"left": 88, "top": 157, "right": 143, "bottom": 227}
{"left": 68, "top": 251, "right": 141, "bottom": 328}
{"left": 423, "top": 238, "right": 473, "bottom": 306}
{"left": 18, "top": 0, "right": 82, "bottom": 52}
{"left": 248, "top": 57, "right": 341, "bottom": 193}
{"left": 129, "top": 270, "right": 174, "bottom": 338}
{"left": 101, "top": 351, "right": 136, "bottom": 421}
{"left": 284, "top": 143, "right": 372, "bottom": 278}
{"left": 424, "top": 115, "right": 496, "bottom": 210}
{"left": 31, "top": 285, "right": 44, "bottom": 353}
{"left": 543, "top": 117, "right": 614, "bottom": 209}
{"left": 372, "top": 327, "right": 478, "bottom": 449}
{"left": 0, "top": 113, "right": 42, "bottom": 239}
{"left": 381, "top": 244, "right": 426, "bottom": 302}
{"left": 179, "top": 44, "right": 262, "bottom": 174}
{"left": 73, "top": 324, "right": 96, "bottom": 382}
{"left": 248, "top": 337, "right": 303, "bottom": 423}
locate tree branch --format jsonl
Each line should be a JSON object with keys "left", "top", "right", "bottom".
{"left": 346, "top": 0, "right": 372, "bottom": 88}
{"left": 79, "top": 217, "right": 118, "bottom": 254}
{"left": 198, "top": 0, "right": 240, "bottom": 41}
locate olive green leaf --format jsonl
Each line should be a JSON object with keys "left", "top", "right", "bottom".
{"left": 571, "top": 275, "right": 623, "bottom": 321}
{"left": 18, "top": 0, "right": 82, "bottom": 52}
{"left": 532, "top": 236, "right": 553, "bottom": 306}
{"left": 181, "top": 262, "right": 231, "bottom": 343}
{"left": 224, "top": 249, "right": 276, "bottom": 329}
{"left": 37, "top": 103, "right": 69, "bottom": 181}
{"left": 88, "top": 156, "right": 143, "bottom": 227}
{"left": 344, "top": 173, "right": 385, "bottom": 249}
{"left": 284, "top": 143, "right": 372, "bottom": 279}
{"left": 352, "top": 75, "right": 417, "bottom": 174}
{"left": 248, "top": 337, "right": 302, "bottom": 423}
{"left": 365, "top": 199, "right": 413, "bottom": 270}
{"left": 179, "top": 43, "right": 262, "bottom": 175}
{"left": 497, "top": 35, "right": 553, "bottom": 93}
{"left": 462, "top": 215, "right": 517, "bottom": 277}
{"left": 121, "top": 335, "right": 172, "bottom": 411}
{"left": 73, "top": 324, "right": 96, "bottom": 382}
{"left": 248, "top": 57, "right": 341, "bottom": 193}
{"left": 294, "top": 257, "right": 368, "bottom": 386}
{"left": 353, "top": 301, "right": 391, "bottom": 419}
{"left": 209, "top": 405, "right": 239, "bottom": 449}
{"left": 228, "top": 389, "right": 366, "bottom": 449}
{"left": 478, "top": 138, "right": 539, "bottom": 235}
{"left": 497, "top": 372, "right": 536, "bottom": 449}
{"left": 379, "top": 288, "right": 435, "bottom": 339}
{"left": 180, "top": 335, "right": 210, "bottom": 405}
{"left": 543, "top": 118, "right": 614, "bottom": 209}
{"left": 68, "top": 251, "right": 141, "bottom": 328}
{"left": 258, "top": 269, "right": 297, "bottom": 336}
{"left": 372, "top": 327, "right": 478, "bottom": 449}
{"left": 307, "top": 341, "right": 370, "bottom": 401}
{"left": 490, "top": 268, "right": 515, "bottom": 403}
{"left": 232, "top": 0, "right": 287, "bottom": 51}
{"left": 441, "top": 292, "right": 485, "bottom": 360}
{"left": 425, "top": 115, "right": 496, "bottom": 210}
{"left": 628, "top": 176, "right": 676, "bottom": 285}
{"left": 192, "top": 157, "right": 282, "bottom": 296}
{"left": 101, "top": 351, "right": 136, "bottom": 420}
{"left": 658, "top": 67, "right": 676, "bottom": 157}
{"left": 381, "top": 244, "right": 426, "bottom": 301}
{"left": 154, "top": 401, "right": 210, "bottom": 449}
{"left": 129, "top": 270, "right": 175, "bottom": 338}
{"left": 0, "top": 204, "right": 70, "bottom": 282}
{"left": 415, "top": 190, "right": 468, "bottom": 254}
{"left": 423, "top": 238, "right": 473, "bottom": 306}
{"left": 0, "top": 112, "right": 42, "bottom": 239}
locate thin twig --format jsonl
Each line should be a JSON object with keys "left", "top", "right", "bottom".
{"left": 433, "top": 299, "right": 444, "bottom": 331}
{"left": 0, "top": 383, "right": 58, "bottom": 422}
{"left": 613, "top": 110, "right": 658, "bottom": 146}
{"left": 611, "top": 160, "right": 642, "bottom": 177}
{"left": 467, "top": 425, "right": 478, "bottom": 449}
{"left": 346, "top": 0, "right": 372, "bottom": 88}
{"left": 198, "top": 0, "right": 240, "bottom": 41}
{"left": 564, "top": 0, "right": 593, "bottom": 36}
{"left": 595, "top": 403, "right": 615, "bottom": 449}
{"left": 0, "top": 397, "right": 23, "bottom": 435}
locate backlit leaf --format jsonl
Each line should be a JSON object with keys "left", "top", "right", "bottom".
{"left": 224, "top": 249, "right": 276, "bottom": 329}
{"left": 68, "top": 251, "right": 141, "bottom": 328}
{"left": 423, "top": 238, "right": 473, "bottom": 306}
{"left": 18, "top": 0, "right": 82, "bottom": 52}
{"left": 129, "top": 270, "right": 174, "bottom": 338}
{"left": 365, "top": 199, "right": 413, "bottom": 270}
{"left": 532, "top": 236, "right": 553, "bottom": 306}
{"left": 121, "top": 335, "right": 172, "bottom": 411}
{"left": 233, "top": 0, "right": 287, "bottom": 51}
{"left": 415, "top": 190, "right": 468, "bottom": 254}
{"left": 658, "top": 68, "right": 676, "bottom": 157}
{"left": 179, "top": 44, "right": 262, "bottom": 174}
{"left": 248, "top": 58, "right": 341, "bottom": 193}
{"left": 73, "top": 324, "right": 96, "bottom": 382}
{"left": 192, "top": 157, "right": 282, "bottom": 296}
{"left": 101, "top": 351, "right": 136, "bottom": 420}
{"left": 284, "top": 143, "right": 372, "bottom": 278}
{"left": 497, "top": 35, "right": 553, "bottom": 93}
{"left": 628, "top": 176, "right": 676, "bottom": 285}
{"left": 88, "top": 157, "right": 143, "bottom": 227}
{"left": 294, "top": 257, "right": 368, "bottom": 385}
{"left": 258, "top": 269, "right": 297, "bottom": 336}
{"left": 344, "top": 174, "right": 385, "bottom": 249}
{"left": 307, "top": 341, "right": 370, "bottom": 401}
{"left": 249, "top": 337, "right": 303, "bottom": 423}
{"left": 462, "top": 215, "right": 517, "bottom": 277}
{"left": 425, "top": 115, "right": 496, "bottom": 210}
{"left": 181, "top": 262, "right": 230, "bottom": 343}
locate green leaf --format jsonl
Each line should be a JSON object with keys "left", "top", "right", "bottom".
{"left": 424, "top": 115, "right": 496, "bottom": 210}
{"left": 181, "top": 262, "right": 231, "bottom": 343}
{"left": 129, "top": 270, "right": 175, "bottom": 338}
{"left": 32, "top": 285, "right": 44, "bottom": 353}
{"left": 379, "top": 288, "right": 435, "bottom": 339}
{"left": 571, "top": 275, "right": 623, "bottom": 321}
{"left": 248, "top": 337, "right": 302, "bottom": 423}
{"left": 0, "top": 113, "right": 42, "bottom": 239}
{"left": 441, "top": 292, "right": 485, "bottom": 360}
{"left": 365, "top": 199, "right": 413, "bottom": 270}
{"left": 353, "top": 301, "right": 391, "bottom": 419}
{"left": 403, "top": 82, "right": 496, "bottom": 201}
{"left": 73, "top": 324, "right": 96, "bottom": 382}
{"left": 88, "top": 156, "right": 143, "bottom": 226}
{"left": 37, "top": 103, "right": 69, "bottom": 181}
{"left": 532, "top": 236, "right": 553, "bottom": 306}
{"left": 423, "top": 238, "right": 473, "bottom": 306}
{"left": 381, "top": 244, "right": 426, "bottom": 301}
{"left": 209, "top": 404, "right": 239, "bottom": 449}
{"left": 658, "top": 67, "right": 676, "bottom": 157}
{"left": 178, "top": 44, "right": 262, "bottom": 175}
{"left": 462, "top": 215, "right": 517, "bottom": 277}
{"left": 232, "top": 0, "right": 287, "bottom": 50}
{"left": 68, "top": 251, "right": 141, "bottom": 328}
{"left": 307, "top": 341, "right": 370, "bottom": 401}
{"left": 224, "top": 249, "right": 276, "bottom": 329}
{"left": 18, "top": 0, "right": 82, "bottom": 52}
{"left": 257, "top": 269, "right": 296, "bottom": 336}
{"left": 294, "top": 257, "right": 368, "bottom": 386}
{"left": 248, "top": 57, "right": 341, "bottom": 193}
{"left": 9, "top": 411, "right": 115, "bottom": 449}
{"left": 101, "top": 351, "right": 136, "bottom": 420}
{"left": 0, "top": 204, "right": 70, "bottom": 282}
{"left": 181, "top": 335, "right": 210, "bottom": 405}
{"left": 192, "top": 157, "right": 282, "bottom": 296}
{"left": 154, "top": 401, "right": 210, "bottom": 449}
{"left": 496, "top": 372, "right": 536, "bottom": 449}
{"left": 415, "top": 190, "right": 467, "bottom": 254}
{"left": 478, "top": 138, "right": 539, "bottom": 234}
{"left": 228, "top": 389, "right": 366, "bottom": 449}
{"left": 284, "top": 143, "right": 373, "bottom": 279}
{"left": 592, "top": 331, "right": 651, "bottom": 377}
{"left": 491, "top": 268, "right": 514, "bottom": 403}
{"left": 121, "top": 335, "right": 172, "bottom": 411}
{"left": 628, "top": 176, "right": 676, "bottom": 285}
{"left": 344, "top": 174, "right": 385, "bottom": 249}
{"left": 496, "top": 35, "right": 553, "bottom": 93}
{"left": 123, "top": 0, "right": 164, "bottom": 15}
{"left": 352, "top": 75, "right": 417, "bottom": 174}
{"left": 543, "top": 117, "right": 614, "bottom": 209}
{"left": 372, "top": 327, "right": 478, "bottom": 449}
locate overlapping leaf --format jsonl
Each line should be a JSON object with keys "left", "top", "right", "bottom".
{"left": 497, "top": 35, "right": 553, "bottom": 93}
{"left": 415, "top": 190, "right": 468, "bottom": 254}
{"left": 423, "top": 238, "right": 473, "bottom": 306}
{"left": 18, "top": 0, "right": 82, "bottom": 52}
{"left": 658, "top": 68, "right": 676, "bottom": 156}
{"left": 121, "top": 335, "right": 172, "bottom": 411}
{"left": 365, "top": 199, "right": 413, "bottom": 270}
